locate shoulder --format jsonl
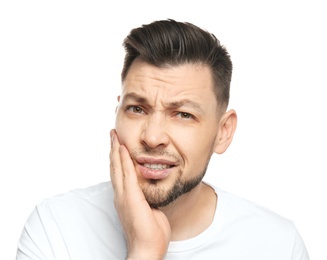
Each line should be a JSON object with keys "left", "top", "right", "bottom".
{"left": 35, "top": 182, "right": 115, "bottom": 220}
{"left": 42, "top": 181, "right": 113, "bottom": 204}
{"left": 213, "top": 185, "right": 293, "bottom": 225}
{"left": 207, "top": 185, "right": 309, "bottom": 258}
{"left": 18, "top": 182, "right": 126, "bottom": 259}
{"left": 31, "top": 181, "right": 120, "bottom": 242}
{"left": 211, "top": 184, "right": 301, "bottom": 243}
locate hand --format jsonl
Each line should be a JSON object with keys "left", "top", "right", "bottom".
{"left": 110, "top": 129, "right": 171, "bottom": 260}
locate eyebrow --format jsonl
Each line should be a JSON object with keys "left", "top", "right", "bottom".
{"left": 122, "top": 92, "right": 204, "bottom": 113}
{"left": 122, "top": 92, "right": 149, "bottom": 105}
{"left": 166, "top": 100, "right": 204, "bottom": 114}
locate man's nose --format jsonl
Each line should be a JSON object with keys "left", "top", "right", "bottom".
{"left": 141, "top": 113, "right": 169, "bottom": 149}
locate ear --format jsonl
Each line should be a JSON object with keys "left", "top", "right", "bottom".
{"left": 213, "top": 109, "right": 237, "bottom": 154}
{"left": 115, "top": 96, "right": 121, "bottom": 113}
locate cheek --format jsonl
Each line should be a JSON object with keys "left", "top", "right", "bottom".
{"left": 187, "top": 141, "right": 213, "bottom": 164}
{"left": 171, "top": 127, "right": 214, "bottom": 160}
{"left": 115, "top": 113, "right": 141, "bottom": 147}
{"left": 115, "top": 112, "right": 128, "bottom": 145}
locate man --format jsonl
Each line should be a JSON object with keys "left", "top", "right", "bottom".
{"left": 17, "top": 19, "right": 309, "bottom": 259}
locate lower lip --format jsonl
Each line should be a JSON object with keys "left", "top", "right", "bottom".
{"left": 137, "top": 164, "right": 171, "bottom": 180}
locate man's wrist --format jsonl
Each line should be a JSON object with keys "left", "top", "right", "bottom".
{"left": 126, "top": 252, "right": 166, "bottom": 260}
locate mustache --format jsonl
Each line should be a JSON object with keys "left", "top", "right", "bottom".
{"left": 129, "top": 148, "right": 182, "bottom": 162}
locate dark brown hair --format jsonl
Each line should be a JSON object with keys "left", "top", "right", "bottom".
{"left": 122, "top": 19, "right": 233, "bottom": 108}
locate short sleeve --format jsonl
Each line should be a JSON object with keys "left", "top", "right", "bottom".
{"left": 291, "top": 224, "right": 310, "bottom": 260}
{"left": 16, "top": 205, "right": 54, "bottom": 260}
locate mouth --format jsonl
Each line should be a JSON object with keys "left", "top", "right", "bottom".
{"left": 143, "top": 163, "right": 174, "bottom": 170}
{"left": 136, "top": 157, "right": 177, "bottom": 180}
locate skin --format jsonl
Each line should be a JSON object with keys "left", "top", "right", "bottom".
{"left": 110, "top": 59, "right": 237, "bottom": 259}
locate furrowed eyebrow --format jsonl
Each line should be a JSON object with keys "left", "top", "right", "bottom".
{"left": 166, "top": 100, "right": 204, "bottom": 114}
{"left": 121, "top": 92, "right": 204, "bottom": 113}
{"left": 122, "top": 92, "right": 149, "bottom": 105}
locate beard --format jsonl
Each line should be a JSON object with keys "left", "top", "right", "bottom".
{"left": 141, "top": 166, "right": 208, "bottom": 208}
{"left": 130, "top": 147, "right": 212, "bottom": 209}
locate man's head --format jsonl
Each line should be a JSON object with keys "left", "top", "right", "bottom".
{"left": 115, "top": 19, "right": 237, "bottom": 208}
{"left": 121, "top": 19, "right": 233, "bottom": 110}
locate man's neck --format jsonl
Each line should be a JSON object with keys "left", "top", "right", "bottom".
{"left": 160, "top": 182, "right": 217, "bottom": 241}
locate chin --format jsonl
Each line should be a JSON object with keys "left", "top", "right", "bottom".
{"left": 142, "top": 174, "right": 204, "bottom": 208}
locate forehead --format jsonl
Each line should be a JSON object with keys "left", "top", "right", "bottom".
{"left": 122, "top": 60, "right": 216, "bottom": 101}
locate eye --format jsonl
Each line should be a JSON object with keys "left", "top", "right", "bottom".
{"left": 126, "top": 106, "right": 144, "bottom": 114}
{"left": 176, "top": 112, "right": 194, "bottom": 120}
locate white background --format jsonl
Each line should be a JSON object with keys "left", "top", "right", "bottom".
{"left": 1, "top": 1, "right": 326, "bottom": 259}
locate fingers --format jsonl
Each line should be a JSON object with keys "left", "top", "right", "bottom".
{"left": 110, "top": 129, "right": 123, "bottom": 193}
{"left": 110, "top": 129, "right": 139, "bottom": 195}
{"left": 119, "top": 145, "right": 138, "bottom": 186}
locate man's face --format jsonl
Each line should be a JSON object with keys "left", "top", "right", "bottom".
{"left": 115, "top": 59, "right": 223, "bottom": 208}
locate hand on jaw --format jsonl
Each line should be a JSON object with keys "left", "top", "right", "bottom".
{"left": 110, "top": 129, "right": 171, "bottom": 260}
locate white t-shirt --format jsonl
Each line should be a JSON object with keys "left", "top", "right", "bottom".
{"left": 16, "top": 182, "right": 309, "bottom": 259}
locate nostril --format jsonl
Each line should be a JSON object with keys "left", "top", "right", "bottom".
{"left": 141, "top": 120, "right": 169, "bottom": 149}
{"left": 141, "top": 139, "right": 168, "bottom": 150}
